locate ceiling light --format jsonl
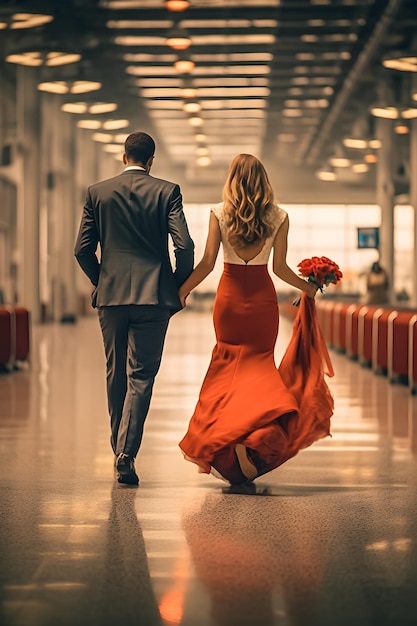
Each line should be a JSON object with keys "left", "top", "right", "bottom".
{"left": 3, "top": 13, "right": 54, "bottom": 29}
{"left": 382, "top": 51, "right": 417, "bottom": 72}
{"left": 291, "top": 77, "right": 309, "bottom": 85}
{"left": 302, "top": 35, "right": 318, "bottom": 43}
{"left": 92, "top": 133, "right": 114, "bottom": 143}
{"left": 61, "top": 102, "right": 88, "bottom": 114}
{"left": 166, "top": 24, "right": 192, "bottom": 50}
{"left": 114, "top": 36, "right": 166, "bottom": 46}
{"left": 104, "top": 0, "right": 149, "bottom": 7}
{"left": 352, "top": 163, "right": 369, "bottom": 174}
{"left": 370, "top": 106, "right": 399, "bottom": 119}
{"left": 164, "top": 0, "right": 190, "bottom": 11}
{"left": 107, "top": 20, "right": 171, "bottom": 29}
{"left": 192, "top": 52, "right": 272, "bottom": 63}
{"left": 128, "top": 66, "right": 177, "bottom": 77}
{"left": 364, "top": 153, "right": 378, "bottom": 164}
{"left": 182, "top": 101, "right": 201, "bottom": 113}
{"left": 304, "top": 99, "right": 329, "bottom": 108}
{"left": 395, "top": 121, "right": 409, "bottom": 134}
{"left": 124, "top": 53, "right": 176, "bottom": 63}
{"left": 316, "top": 169, "right": 336, "bottom": 181}
{"left": 371, "top": 105, "right": 417, "bottom": 120}
{"left": 188, "top": 116, "right": 203, "bottom": 127}
{"left": 77, "top": 119, "right": 102, "bottom": 130}
{"left": 368, "top": 139, "right": 382, "bottom": 149}
{"left": 6, "top": 51, "right": 81, "bottom": 67}
{"left": 196, "top": 156, "right": 211, "bottom": 167}
{"left": 61, "top": 102, "right": 118, "bottom": 115}
{"left": 103, "top": 119, "right": 129, "bottom": 130}
{"left": 196, "top": 146, "right": 209, "bottom": 156}
{"left": 343, "top": 138, "right": 368, "bottom": 149}
{"left": 322, "top": 51, "right": 348, "bottom": 61}
{"left": 103, "top": 144, "right": 125, "bottom": 153}
{"left": 37, "top": 80, "right": 102, "bottom": 95}
{"left": 89, "top": 102, "right": 118, "bottom": 115}
{"left": 174, "top": 56, "right": 195, "bottom": 74}
{"left": 77, "top": 119, "right": 129, "bottom": 131}
{"left": 282, "top": 109, "right": 303, "bottom": 117}
{"left": 181, "top": 87, "right": 198, "bottom": 99}
{"left": 343, "top": 137, "right": 381, "bottom": 151}
{"left": 37, "top": 81, "right": 69, "bottom": 95}
{"left": 284, "top": 99, "right": 300, "bottom": 108}
{"left": 329, "top": 157, "right": 351, "bottom": 168}
{"left": 401, "top": 107, "right": 417, "bottom": 119}
{"left": 194, "top": 133, "right": 207, "bottom": 142}
{"left": 192, "top": 34, "right": 274, "bottom": 45}
{"left": 191, "top": 65, "right": 270, "bottom": 77}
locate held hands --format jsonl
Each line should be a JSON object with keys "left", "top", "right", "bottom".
{"left": 179, "top": 287, "right": 189, "bottom": 308}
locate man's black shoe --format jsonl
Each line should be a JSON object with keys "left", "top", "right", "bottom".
{"left": 116, "top": 453, "right": 139, "bottom": 485}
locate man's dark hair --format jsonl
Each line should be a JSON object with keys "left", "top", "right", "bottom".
{"left": 124, "top": 132, "right": 155, "bottom": 165}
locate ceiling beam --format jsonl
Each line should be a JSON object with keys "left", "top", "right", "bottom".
{"left": 300, "top": 0, "right": 405, "bottom": 167}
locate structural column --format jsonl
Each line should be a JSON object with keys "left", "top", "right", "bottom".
{"left": 60, "top": 110, "right": 78, "bottom": 322}
{"left": 376, "top": 116, "right": 395, "bottom": 305}
{"left": 410, "top": 117, "right": 417, "bottom": 308}
{"left": 74, "top": 127, "right": 100, "bottom": 314}
{"left": 16, "top": 66, "right": 41, "bottom": 322}
{"left": 49, "top": 98, "right": 78, "bottom": 322}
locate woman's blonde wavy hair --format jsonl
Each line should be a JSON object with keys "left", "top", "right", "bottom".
{"left": 222, "top": 153, "right": 275, "bottom": 248}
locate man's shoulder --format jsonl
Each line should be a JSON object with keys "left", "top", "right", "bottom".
{"left": 88, "top": 172, "right": 180, "bottom": 196}
{"left": 148, "top": 174, "right": 179, "bottom": 192}
{"left": 88, "top": 174, "right": 123, "bottom": 193}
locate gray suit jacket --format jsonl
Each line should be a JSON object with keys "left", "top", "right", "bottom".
{"left": 74, "top": 169, "right": 194, "bottom": 313}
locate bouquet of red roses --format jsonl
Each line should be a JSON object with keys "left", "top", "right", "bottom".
{"left": 293, "top": 255, "right": 343, "bottom": 306}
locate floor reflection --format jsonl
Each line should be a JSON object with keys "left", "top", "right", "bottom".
{"left": 92, "top": 485, "right": 163, "bottom": 626}
{"left": 0, "top": 370, "right": 31, "bottom": 424}
{"left": 1, "top": 313, "right": 417, "bottom": 626}
{"left": 182, "top": 493, "right": 330, "bottom": 626}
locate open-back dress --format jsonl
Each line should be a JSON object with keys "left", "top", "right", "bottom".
{"left": 179, "top": 202, "right": 334, "bottom": 484}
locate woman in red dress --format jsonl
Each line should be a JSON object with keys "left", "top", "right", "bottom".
{"left": 178, "top": 154, "right": 333, "bottom": 486}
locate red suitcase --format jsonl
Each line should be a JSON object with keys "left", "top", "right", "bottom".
{"left": 0, "top": 307, "right": 13, "bottom": 370}
{"left": 13, "top": 306, "right": 30, "bottom": 363}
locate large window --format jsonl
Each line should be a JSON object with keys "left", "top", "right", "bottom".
{"left": 182, "top": 203, "right": 382, "bottom": 295}
{"left": 284, "top": 204, "right": 381, "bottom": 295}
{"left": 180, "top": 204, "right": 414, "bottom": 293}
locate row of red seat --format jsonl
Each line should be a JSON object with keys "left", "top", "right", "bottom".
{"left": 0, "top": 306, "right": 31, "bottom": 371}
{"left": 280, "top": 297, "right": 417, "bottom": 394}
{"left": 319, "top": 302, "right": 417, "bottom": 389}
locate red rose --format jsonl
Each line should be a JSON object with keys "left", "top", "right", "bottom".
{"left": 298, "top": 258, "right": 316, "bottom": 276}
{"left": 298, "top": 256, "right": 342, "bottom": 290}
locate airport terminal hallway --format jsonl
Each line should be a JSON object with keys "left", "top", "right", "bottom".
{"left": 0, "top": 308, "right": 416, "bottom": 626}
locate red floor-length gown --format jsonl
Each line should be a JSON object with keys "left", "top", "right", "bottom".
{"left": 179, "top": 203, "right": 334, "bottom": 484}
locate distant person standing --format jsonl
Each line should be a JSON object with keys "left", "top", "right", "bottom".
{"left": 75, "top": 131, "right": 194, "bottom": 485}
{"left": 365, "top": 261, "right": 389, "bottom": 305}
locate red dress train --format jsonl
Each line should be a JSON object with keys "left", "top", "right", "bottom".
{"left": 179, "top": 262, "right": 334, "bottom": 484}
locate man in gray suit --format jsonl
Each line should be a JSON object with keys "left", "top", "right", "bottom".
{"left": 75, "top": 131, "right": 194, "bottom": 485}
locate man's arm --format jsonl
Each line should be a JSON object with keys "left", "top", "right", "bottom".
{"left": 74, "top": 190, "right": 101, "bottom": 286}
{"left": 167, "top": 185, "right": 194, "bottom": 286}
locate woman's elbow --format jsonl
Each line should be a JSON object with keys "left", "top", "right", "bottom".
{"left": 273, "top": 262, "right": 285, "bottom": 278}
{"left": 205, "top": 259, "right": 216, "bottom": 273}
{"left": 200, "top": 257, "right": 216, "bottom": 273}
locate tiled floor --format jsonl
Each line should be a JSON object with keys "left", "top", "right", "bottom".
{"left": 0, "top": 308, "right": 416, "bottom": 626}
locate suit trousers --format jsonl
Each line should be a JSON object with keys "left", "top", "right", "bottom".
{"left": 98, "top": 304, "right": 170, "bottom": 458}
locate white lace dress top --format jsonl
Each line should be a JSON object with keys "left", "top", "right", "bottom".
{"left": 211, "top": 202, "right": 288, "bottom": 265}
